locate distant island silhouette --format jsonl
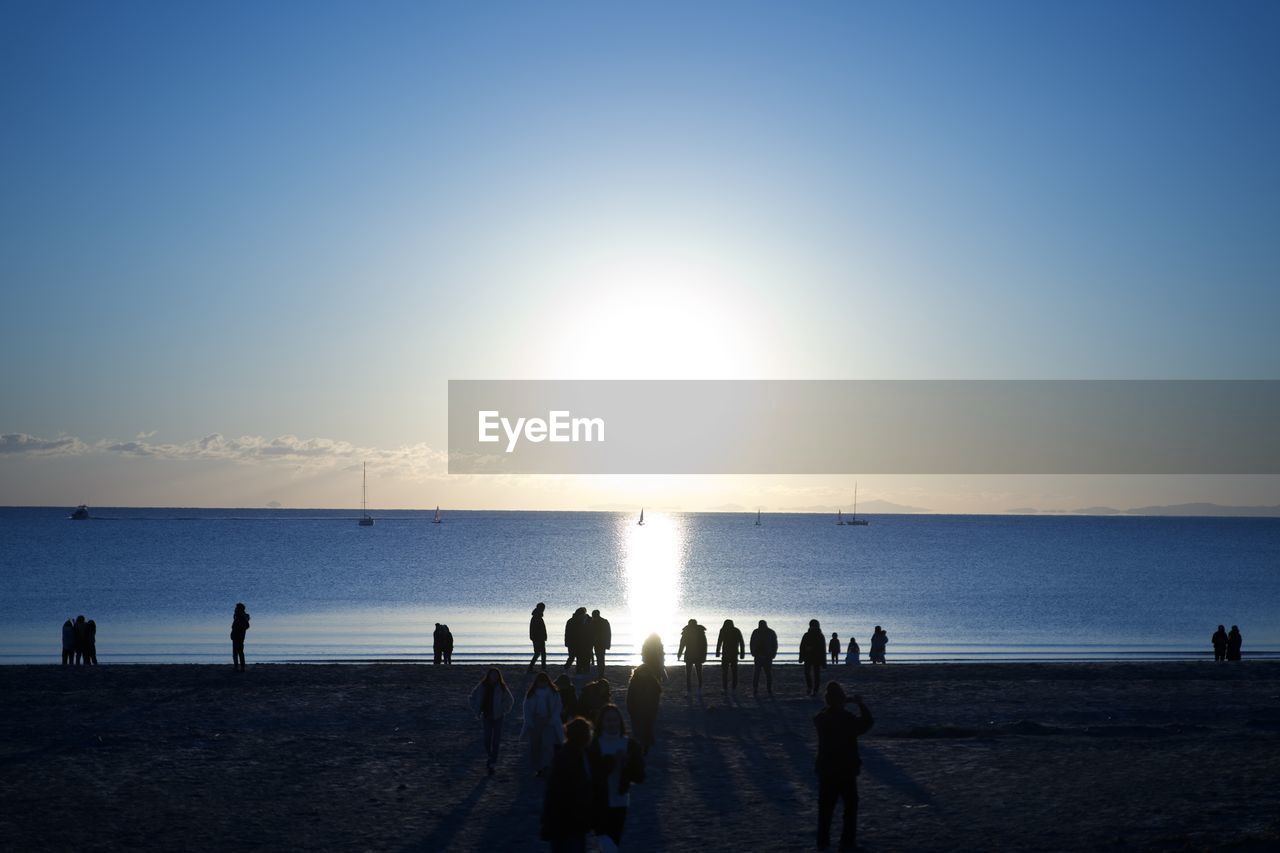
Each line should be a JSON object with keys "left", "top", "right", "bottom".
{"left": 1005, "top": 502, "right": 1280, "bottom": 517}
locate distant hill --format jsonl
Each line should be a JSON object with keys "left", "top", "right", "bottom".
{"left": 788, "top": 499, "right": 931, "bottom": 514}
{"left": 1005, "top": 503, "right": 1280, "bottom": 518}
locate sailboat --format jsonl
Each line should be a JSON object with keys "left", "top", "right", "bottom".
{"left": 432, "top": 506, "right": 442, "bottom": 524}
{"left": 69, "top": 504, "right": 90, "bottom": 520}
{"left": 638, "top": 508, "right": 645, "bottom": 526}
{"left": 847, "top": 483, "right": 869, "bottom": 526}
{"left": 358, "top": 463, "right": 374, "bottom": 526}
{"left": 836, "top": 509, "right": 845, "bottom": 526}
{"left": 755, "top": 508, "right": 762, "bottom": 526}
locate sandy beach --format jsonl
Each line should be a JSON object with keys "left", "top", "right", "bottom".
{"left": 1, "top": 661, "right": 1277, "bottom": 852}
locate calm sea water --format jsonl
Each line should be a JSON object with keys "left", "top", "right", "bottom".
{"left": 1, "top": 507, "right": 1277, "bottom": 664}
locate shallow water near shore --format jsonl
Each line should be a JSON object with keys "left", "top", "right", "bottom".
{"left": 2, "top": 507, "right": 1278, "bottom": 663}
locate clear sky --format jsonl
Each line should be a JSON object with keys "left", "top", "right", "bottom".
{"left": 2, "top": 1, "right": 1278, "bottom": 511}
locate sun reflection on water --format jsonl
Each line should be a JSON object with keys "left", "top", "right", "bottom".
{"left": 619, "top": 511, "right": 686, "bottom": 659}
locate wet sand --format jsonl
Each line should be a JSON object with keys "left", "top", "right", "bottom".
{"left": 1, "top": 661, "right": 1278, "bottom": 851}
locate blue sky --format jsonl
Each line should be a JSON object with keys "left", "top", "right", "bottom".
{"left": 2, "top": 1, "right": 1278, "bottom": 509}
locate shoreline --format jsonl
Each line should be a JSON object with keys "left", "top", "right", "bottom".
{"left": 3, "top": 660, "right": 1277, "bottom": 850}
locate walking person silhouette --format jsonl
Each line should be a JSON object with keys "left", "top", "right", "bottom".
{"left": 230, "top": 603, "right": 250, "bottom": 671}
{"left": 869, "top": 626, "right": 889, "bottom": 664}
{"left": 813, "top": 682, "right": 874, "bottom": 851}
{"left": 1227, "top": 625, "right": 1243, "bottom": 661}
{"left": 589, "top": 704, "right": 647, "bottom": 850}
{"left": 715, "top": 619, "right": 746, "bottom": 695}
{"left": 529, "top": 602, "right": 549, "bottom": 672}
{"left": 677, "top": 619, "right": 708, "bottom": 696}
{"left": 469, "top": 667, "right": 514, "bottom": 776}
{"left": 591, "top": 609, "right": 612, "bottom": 676}
{"left": 750, "top": 619, "right": 778, "bottom": 697}
{"left": 800, "top": 619, "right": 826, "bottom": 696}
{"left": 829, "top": 633, "right": 841, "bottom": 666}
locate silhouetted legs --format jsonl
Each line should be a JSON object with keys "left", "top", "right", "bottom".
{"left": 817, "top": 776, "right": 859, "bottom": 851}
{"left": 481, "top": 716, "right": 502, "bottom": 772}
{"left": 594, "top": 646, "right": 606, "bottom": 676}
{"left": 831, "top": 651, "right": 839, "bottom": 665}
{"left": 803, "top": 662, "right": 822, "bottom": 696}
{"left": 232, "top": 641, "right": 246, "bottom": 672}
{"left": 753, "top": 660, "right": 773, "bottom": 696}
{"left": 721, "top": 657, "right": 738, "bottom": 691}
{"left": 62, "top": 649, "right": 73, "bottom": 666}
{"left": 685, "top": 661, "right": 703, "bottom": 692}
{"left": 529, "top": 641, "right": 547, "bottom": 671}
{"left": 575, "top": 650, "right": 590, "bottom": 675}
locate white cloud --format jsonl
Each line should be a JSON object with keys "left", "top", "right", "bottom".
{"left": 2, "top": 430, "right": 448, "bottom": 479}
{"left": 0, "top": 433, "right": 89, "bottom": 456}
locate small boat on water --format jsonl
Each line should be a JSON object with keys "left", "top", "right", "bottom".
{"left": 836, "top": 509, "right": 845, "bottom": 526}
{"left": 432, "top": 506, "right": 442, "bottom": 524}
{"left": 638, "top": 508, "right": 645, "bottom": 526}
{"left": 847, "top": 483, "right": 869, "bottom": 526}
{"left": 69, "top": 505, "right": 90, "bottom": 520}
{"left": 358, "top": 463, "right": 374, "bottom": 527}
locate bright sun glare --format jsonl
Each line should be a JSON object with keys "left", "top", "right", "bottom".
{"left": 618, "top": 511, "right": 686, "bottom": 658}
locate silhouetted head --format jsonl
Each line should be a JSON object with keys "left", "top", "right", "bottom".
{"left": 596, "top": 704, "right": 626, "bottom": 738}
{"left": 64, "top": 618, "right": 72, "bottom": 627}
{"left": 723, "top": 619, "right": 734, "bottom": 629}
{"left": 434, "top": 623, "right": 441, "bottom": 629}
{"left": 87, "top": 620, "right": 95, "bottom": 627}
{"left": 875, "top": 625, "right": 883, "bottom": 632}
{"left": 484, "top": 667, "right": 504, "bottom": 687}
{"left": 235, "top": 603, "right": 245, "bottom": 613}
{"left": 1231, "top": 625, "right": 1240, "bottom": 632}
{"left": 529, "top": 672, "right": 556, "bottom": 696}
{"left": 758, "top": 620, "right": 768, "bottom": 629}
{"left": 809, "top": 619, "right": 819, "bottom": 630}
{"left": 687, "top": 618, "right": 697, "bottom": 626}
{"left": 554, "top": 674, "right": 573, "bottom": 693}
{"left": 1218, "top": 624, "right": 1226, "bottom": 632}
{"left": 824, "top": 681, "right": 847, "bottom": 708}
{"left": 575, "top": 607, "right": 587, "bottom": 616}
{"left": 564, "top": 717, "right": 593, "bottom": 749}
{"left": 535, "top": 602, "right": 545, "bottom": 613}
{"left": 76, "top": 615, "right": 85, "bottom": 625}
{"left": 592, "top": 609, "right": 601, "bottom": 618}
{"left": 832, "top": 632, "right": 838, "bottom": 638}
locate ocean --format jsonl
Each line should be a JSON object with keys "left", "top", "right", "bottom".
{"left": 2, "top": 507, "right": 1277, "bottom": 664}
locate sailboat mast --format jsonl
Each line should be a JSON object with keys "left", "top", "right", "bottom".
{"left": 362, "top": 462, "right": 367, "bottom": 514}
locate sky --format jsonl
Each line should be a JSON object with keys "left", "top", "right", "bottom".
{"left": 2, "top": 1, "right": 1279, "bottom": 511}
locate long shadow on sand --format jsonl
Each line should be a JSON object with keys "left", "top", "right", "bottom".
{"left": 400, "top": 776, "right": 491, "bottom": 852}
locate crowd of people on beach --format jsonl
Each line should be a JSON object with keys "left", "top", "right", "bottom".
{"left": 60, "top": 615, "right": 98, "bottom": 666}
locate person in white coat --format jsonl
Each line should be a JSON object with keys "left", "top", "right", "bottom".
{"left": 469, "top": 667, "right": 515, "bottom": 775}
{"left": 522, "top": 671, "right": 565, "bottom": 776}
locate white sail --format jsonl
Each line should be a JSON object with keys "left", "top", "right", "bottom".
{"left": 638, "top": 508, "right": 645, "bottom": 526}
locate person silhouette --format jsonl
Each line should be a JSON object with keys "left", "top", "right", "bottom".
{"left": 591, "top": 609, "right": 612, "bottom": 676}
{"left": 589, "top": 704, "right": 647, "bottom": 848}
{"left": 73, "top": 615, "right": 86, "bottom": 666}
{"left": 677, "top": 619, "right": 709, "bottom": 696}
{"left": 432, "top": 623, "right": 445, "bottom": 665}
{"left": 1227, "top": 625, "right": 1243, "bottom": 661}
{"left": 230, "top": 604, "right": 250, "bottom": 671}
{"left": 565, "top": 607, "right": 591, "bottom": 674}
{"left": 541, "top": 717, "right": 594, "bottom": 851}
{"left": 442, "top": 625, "right": 454, "bottom": 664}
{"left": 800, "top": 619, "right": 827, "bottom": 696}
{"left": 813, "top": 682, "right": 874, "bottom": 851}
{"left": 554, "top": 674, "right": 579, "bottom": 722}
{"left": 715, "top": 619, "right": 746, "bottom": 694}
{"left": 750, "top": 619, "right": 779, "bottom": 697}
{"left": 626, "top": 661, "right": 663, "bottom": 755}
{"left": 869, "top": 625, "right": 889, "bottom": 664}
{"left": 469, "top": 667, "right": 514, "bottom": 775}
{"left": 577, "top": 678, "right": 612, "bottom": 725}
{"left": 522, "top": 672, "right": 565, "bottom": 777}
{"left": 641, "top": 633, "right": 667, "bottom": 683}
{"left": 529, "top": 603, "right": 549, "bottom": 672}
{"left": 845, "top": 636, "right": 861, "bottom": 666}
{"left": 829, "top": 633, "right": 841, "bottom": 666}
{"left": 1211, "top": 624, "right": 1228, "bottom": 662}
{"left": 60, "top": 617, "right": 74, "bottom": 666}
{"left": 85, "top": 619, "right": 98, "bottom": 665}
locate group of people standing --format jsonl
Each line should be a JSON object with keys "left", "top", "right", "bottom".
{"left": 433, "top": 623, "right": 455, "bottom": 665}
{"left": 528, "top": 603, "right": 615, "bottom": 676}
{"left": 1211, "top": 624, "right": 1244, "bottom": 661}
{"left": 60, "top": 615, "right": 97, "bottom": 665}
{"left": 825, "top": 625, "right": 890, "bottom": 666}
